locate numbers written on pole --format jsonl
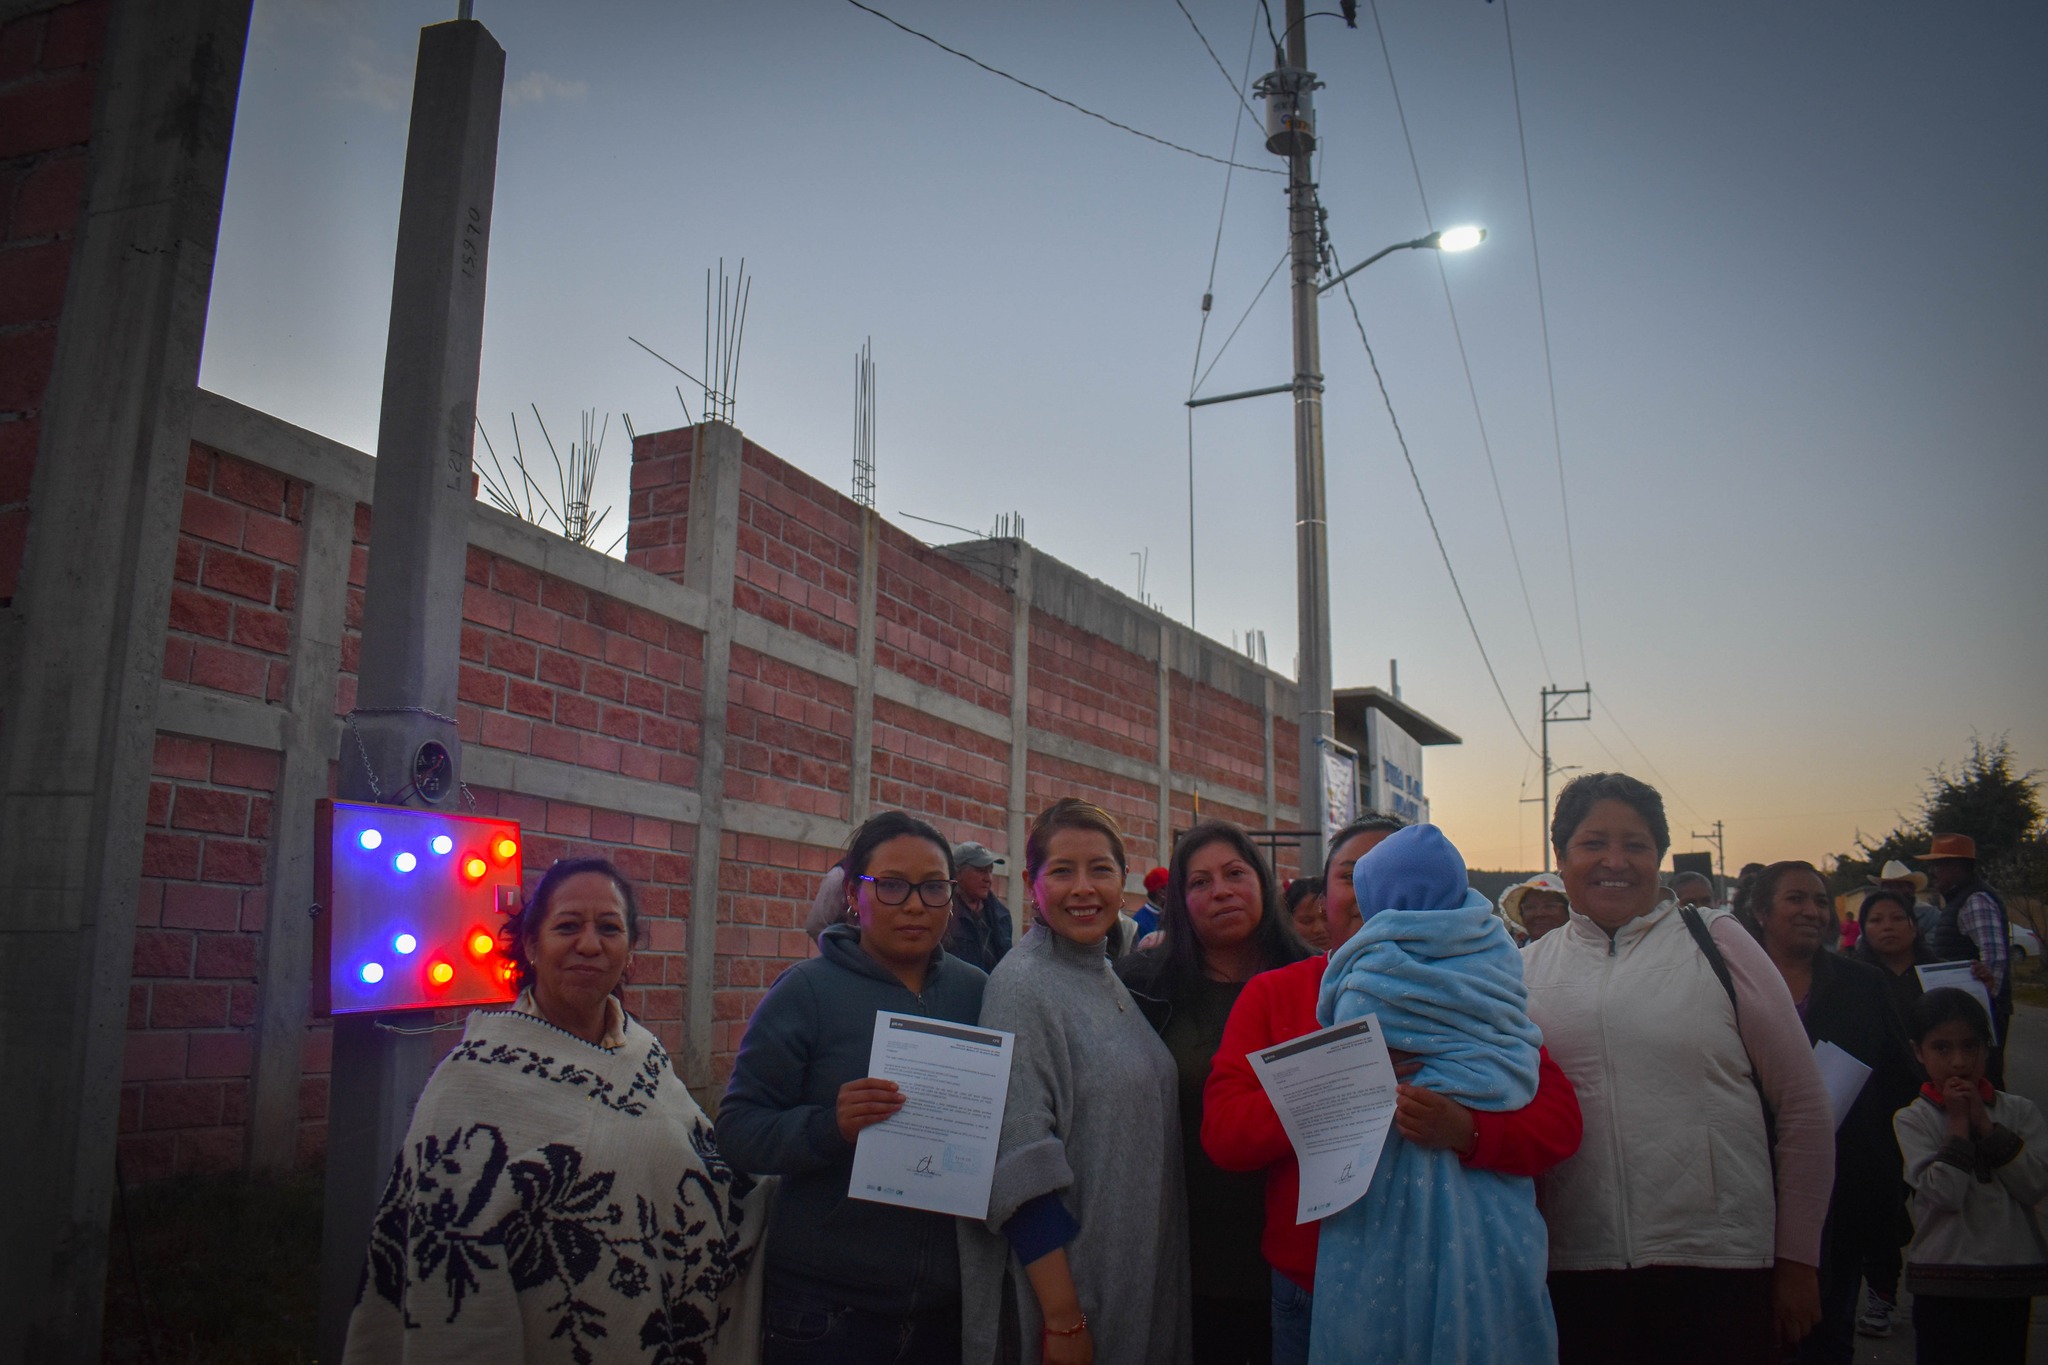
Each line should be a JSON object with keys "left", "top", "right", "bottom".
{"left": 459, "top": 204, "right": 482, "bottom": 280}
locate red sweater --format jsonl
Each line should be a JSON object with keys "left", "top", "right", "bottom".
{"left": 1202, "top": 953, "right": 1583, "bottom": 1291}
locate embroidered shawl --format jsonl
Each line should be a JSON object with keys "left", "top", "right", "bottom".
{"left": 343, "top": 1007, "right": 766, "bottom": 1365}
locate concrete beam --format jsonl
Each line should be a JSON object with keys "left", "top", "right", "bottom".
{"left": 463, "top": 746, "right": 702, "bottom": 826}
{"left": 156, "top": 681, "right": 287, "bottom": 751}
{"left": 0, "top": 3, "right": 252, "bottom": 1357}
{"left": 245, "top": 486, "right": 353, "bottom": 1174}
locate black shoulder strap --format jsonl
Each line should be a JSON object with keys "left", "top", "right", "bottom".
{"left": 1680, "top": 904, "right": 1740, "bottom": 1021}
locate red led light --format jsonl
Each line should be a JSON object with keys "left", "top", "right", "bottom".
{"left": 469, "top": 931, "right": 495, "bottom": 958}
{"left": 462, "top": 855, "right": 488, "bottom": 882}
{"left": 428, "top": 961, "right": 454, "bottom": 985}
{"left": 493, "top": 836, "right": 518, "bottom": 862}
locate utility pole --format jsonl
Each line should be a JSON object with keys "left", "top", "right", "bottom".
{"left": 1539, "top": 684, "right": 1592, "bottom": 871}
{"left": 1261, "top": 0, "right": 1333, "bottom": 873}
{"left": 1692, "top": 819, "right": 1726, "bottom": 883}
{"left": 316, "top": 17, "right": 504, "bottom": 1362}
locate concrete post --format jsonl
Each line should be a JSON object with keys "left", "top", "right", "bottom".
{"left": 316, "top": 21, "right": 503, "bottom": 1364}
{"left": 245, "top": 485, "right": 353, "bottom": 1174}
{"left": 1262, "top": 675, "right": 1280, "bottom": 830}
{"left": 1155, "top": 633, "right": 1173, "bottom": 865}
{"left": 0, "top": 4, "right": 251, "bottom": 1357}
{"left": 846, "top": 508, "right": 880, "bottom": 825}
{"left": 1005, "top": 545, "right": 1034, "bottom": 922}
{"left": 682, "top": 422, "right": 744, "bottom": 1100}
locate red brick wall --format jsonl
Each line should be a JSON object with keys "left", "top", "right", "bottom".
{"left": 125, "top": 419, "right": 1298, "bottom": 1172}
{"left": 0, "top": 0, "right": 110, "bottom": 600}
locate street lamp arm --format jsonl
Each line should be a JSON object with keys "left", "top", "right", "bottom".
{"left": 1317, "top": 235, "right": 1436, "bottom": 294}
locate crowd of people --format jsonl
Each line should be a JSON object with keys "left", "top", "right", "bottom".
{"left": 341, "top": 773, "right": 2043, "bottom": 1365}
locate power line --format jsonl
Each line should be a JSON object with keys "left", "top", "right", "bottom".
{"left": 1331, "top": 252, "right": 1540, "bottom": 760}
{"left": 845, "top": 0, "right": 1282, "bottom": 175}
{"left": 1596, "top": 707, "right": 1707, "bottom": 827}
{"left": 1184, "top": 0, "right": 1266, "bottom": 626}
{"left": 1500, "top": 0, "right": 1589, "bottom": 682}
{"left": 1366, "top": 0, "right": 1556, "bottom": 685}
{"left": 1172, "top": 0, "right": 1262, "bottom": 127}
{"left": 1193, "top": 250, "right": 1290, "bottom": 395}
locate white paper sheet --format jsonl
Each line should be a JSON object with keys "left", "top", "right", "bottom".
{"left": 1917, "top": 962, "right": 2001, "bottom": 1044}
{"left": 1812, "top": 1039, "right": 1872, "bottom": 1130}
{"left": 1247, "top": 1013, "right": 1399, "bottom": 1225}
{"left": 848, "top": 1011, "right": 1014, "bottom": 1219}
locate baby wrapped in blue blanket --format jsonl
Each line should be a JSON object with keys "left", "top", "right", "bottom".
{"left": 1310, "top": 823, "right": 1556, "bottom": 1364}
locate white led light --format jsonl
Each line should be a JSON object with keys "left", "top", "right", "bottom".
{"left": 360, "top": 962, "right": 385, "bottom": 984}
{"left": 393, "top": 933, "right": 418, "bottom": 955}
{"left": 431, "top": 835, "right": 453, "bottom": 856}
{"left": 359, "top": 829, "right": 383, "bottom": 850}
{"left": 394, "top": 852, "right": 418, "bottom": 873}
{"left": 1437, "top": 224, "right": 1486, "bottom": 253}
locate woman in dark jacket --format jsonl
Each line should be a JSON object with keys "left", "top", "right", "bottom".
{"left": 1749, "top": 862, "right": 1922, "bottom": 1363}
{"left": 1115, "top": 821, "right": 1310, "bottom": 1364}
{"left": 717, "top": 811, "right": 988, "bottom": 1364}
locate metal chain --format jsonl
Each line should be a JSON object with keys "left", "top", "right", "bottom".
{"left": 342, "top": 706, "right": 461, "bottom": 806}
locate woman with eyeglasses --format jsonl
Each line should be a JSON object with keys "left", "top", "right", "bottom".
{"left": 718, "top": 810, "right": 989, "bottom": 1364}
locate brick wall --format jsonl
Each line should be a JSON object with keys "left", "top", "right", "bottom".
{"left": 0, "top": 0, "right": 108, "bottom": 600}
{"left": 126, "top": 398, "right": 1308, "bottom": 1168}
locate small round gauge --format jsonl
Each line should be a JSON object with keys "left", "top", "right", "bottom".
{"left": 413, "top": 741, "right": 452, "bottom": 803}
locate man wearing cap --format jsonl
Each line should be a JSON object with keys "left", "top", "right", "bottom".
{"left": 1132, "top": 866, "right": 1169, "bottom": 941}
{"left": 1922, "top": 833, "right": 2014, "bottom": 1083}
{"left": 946, "top": 841, "right": 1012, "bottom": 973}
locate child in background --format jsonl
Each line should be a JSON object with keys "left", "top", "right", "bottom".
{"left": 1895, "top": 987, "right": 2048, "bottom": 1364}
{"left": 1310, "top": 824, "right": 1554, "bottom": 1364}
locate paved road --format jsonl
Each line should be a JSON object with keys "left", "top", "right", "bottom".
{"left": 1854, "top": 1002, "right": 2048, "bottom": 1364}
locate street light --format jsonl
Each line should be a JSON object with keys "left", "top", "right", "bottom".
{"left": 1318, "top": 225, "right": 1487, "bottom": 294}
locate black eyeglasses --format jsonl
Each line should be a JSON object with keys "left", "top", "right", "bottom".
{"left": 858, "top": 875, "right": 956, "bottom": 908}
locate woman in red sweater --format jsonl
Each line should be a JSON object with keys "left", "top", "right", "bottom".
{"left": 1202, "top": 816, "right": 1585, "bottom": 1365}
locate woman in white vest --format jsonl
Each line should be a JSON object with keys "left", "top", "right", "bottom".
{"left": 1521, "top": 773, "right": 1835, "bottom": 1364}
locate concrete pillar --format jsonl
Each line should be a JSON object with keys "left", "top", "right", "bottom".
{"left": 245, "top": 485, "right": 353, "bottom": 1174}
{"left": 683, "top": 422, "right": 744, "bottom": 1098}
{"left": 846, "top": 508, "right": 880, "bottom": 825}
{"left": 0, "top": 3, "right": 252, "bottom": 1356}
{"left": 1263, "top": 675, "right": 1279, "bottom": 829}
{"left": 1155, "top": 632, "right": 1173, "bottom": 864}
{"left": 317, "top": 21, "right": 504, "bottom": 1363}
{"left": 1004, "top": 545, "right": 1034, "bottom": 922}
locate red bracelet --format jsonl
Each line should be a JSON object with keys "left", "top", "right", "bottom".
{"left": 1042, "top": 1312, "right": 1088, "bottom": 1339}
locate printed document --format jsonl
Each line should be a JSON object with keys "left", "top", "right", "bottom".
{"left": 1248, "top": 1014, "right": 1398, "bottom": 1224}
{"left": 1812, "top": 1039, "right": 1872, "bottom": 1130}
{"left": 849, "top": 1011, "right": 1014, "bottom": 1219}
{"left": 1917, "top": 962, "right": 2001, "bottom": 1043}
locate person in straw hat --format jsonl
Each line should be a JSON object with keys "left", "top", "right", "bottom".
{"left": 1499, "top": 872, "right": 1571, "bottom": 944}
{"left": 1920, "top": 833, "right": 2014, "bottom": 1085}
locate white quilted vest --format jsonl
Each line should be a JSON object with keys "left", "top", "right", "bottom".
{"left": 1522, "top": 901, "right": 1776, "bottom": 1271}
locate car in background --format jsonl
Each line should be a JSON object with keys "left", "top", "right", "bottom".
{"left": 2011, "top": 922, "right": 2042, "bottom": 963}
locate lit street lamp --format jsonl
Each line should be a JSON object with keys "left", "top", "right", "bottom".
{"left": 1318, "top": 225, "right": 1487, "bottom": 295}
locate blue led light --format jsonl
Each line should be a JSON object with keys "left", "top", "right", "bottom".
{"left": 394, "top": 852, "right": 418, "bottom": 873}
{"left": 431, "top": 835, "right": 453, "bottom": 856}
{"left": 393, "top": 933, "right": 418, "bottom": 955}
{"left": 359, "top": 829, "right": 383, "bottom": 850}
{"left": 360, "top": 962, "right": 385, "bottom": 984}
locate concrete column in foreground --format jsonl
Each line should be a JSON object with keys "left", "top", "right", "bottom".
{"left": 0, "top": 4, "right": 252, "bottom": 1358}
{"left": 316, "top": 20, "right": 504, "bottom": 1364}
{"left": 1155, "top": 631, "right": 1172, "bottom": 865}
{"left": 847, "top": 507, "right": 880, "bottom": 825}
{"left": 683, "top": 422, "right": 743, "bottom": 1100}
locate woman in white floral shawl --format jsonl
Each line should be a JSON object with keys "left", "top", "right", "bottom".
{"left": 344, "top": 858, "right": 766, "bottom": 1365}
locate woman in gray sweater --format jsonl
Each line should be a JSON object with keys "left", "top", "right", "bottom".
{"left": 962, "top": 798, "right": 1193, "bottom": 1365}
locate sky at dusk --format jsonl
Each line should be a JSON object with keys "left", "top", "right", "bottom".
{"left": 197, "top": 0, "right": 2048, "bottom": 872}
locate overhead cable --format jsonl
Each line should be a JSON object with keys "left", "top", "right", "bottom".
{"left": 1331, "top": 253, "right": 1541, "bottom": 760}
{"left": 1366, "top": 0, "right": 1556, "bottom": 685}
{"left": 1172, "top": 0, "right": 1263, "bottom": 128}
{"left": 845, "top": 0, "right": 1281, "bottom": 175}
{"left": 1499, "top": 0, "right": 1589, "bottom": 682}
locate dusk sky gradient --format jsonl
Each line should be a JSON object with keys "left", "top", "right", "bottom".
{"left": 197, "top": 0, "right": 2048, "bottom": 871}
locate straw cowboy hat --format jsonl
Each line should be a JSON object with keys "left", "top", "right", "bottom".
{"left": 1499, "top": 872, "right": 1567, "bottom": 928}
{"left": 1916, "top": 834, "right": 1978, "bottom": 863}
{"left": 1867, "top": 859, "right": 1928, "bottom": 892}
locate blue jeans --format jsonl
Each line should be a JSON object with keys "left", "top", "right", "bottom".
{"left": 1270, "top": 1268, "right": 1312, "bottom": 1365}
{"left": 761, "top": 1283, "right": 961, "bottom": 1365}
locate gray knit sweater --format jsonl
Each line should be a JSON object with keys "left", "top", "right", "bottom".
{"left": 959, "top": 925, "right": 1193, "bottom": 1364}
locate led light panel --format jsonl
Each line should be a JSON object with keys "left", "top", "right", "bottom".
{"left": 314, "top": 799, "right": 524, "bottom": 1015}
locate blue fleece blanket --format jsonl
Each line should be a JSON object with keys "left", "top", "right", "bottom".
{"left": 1309, "top": 888, "right": 1556, "bottom": 1364}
